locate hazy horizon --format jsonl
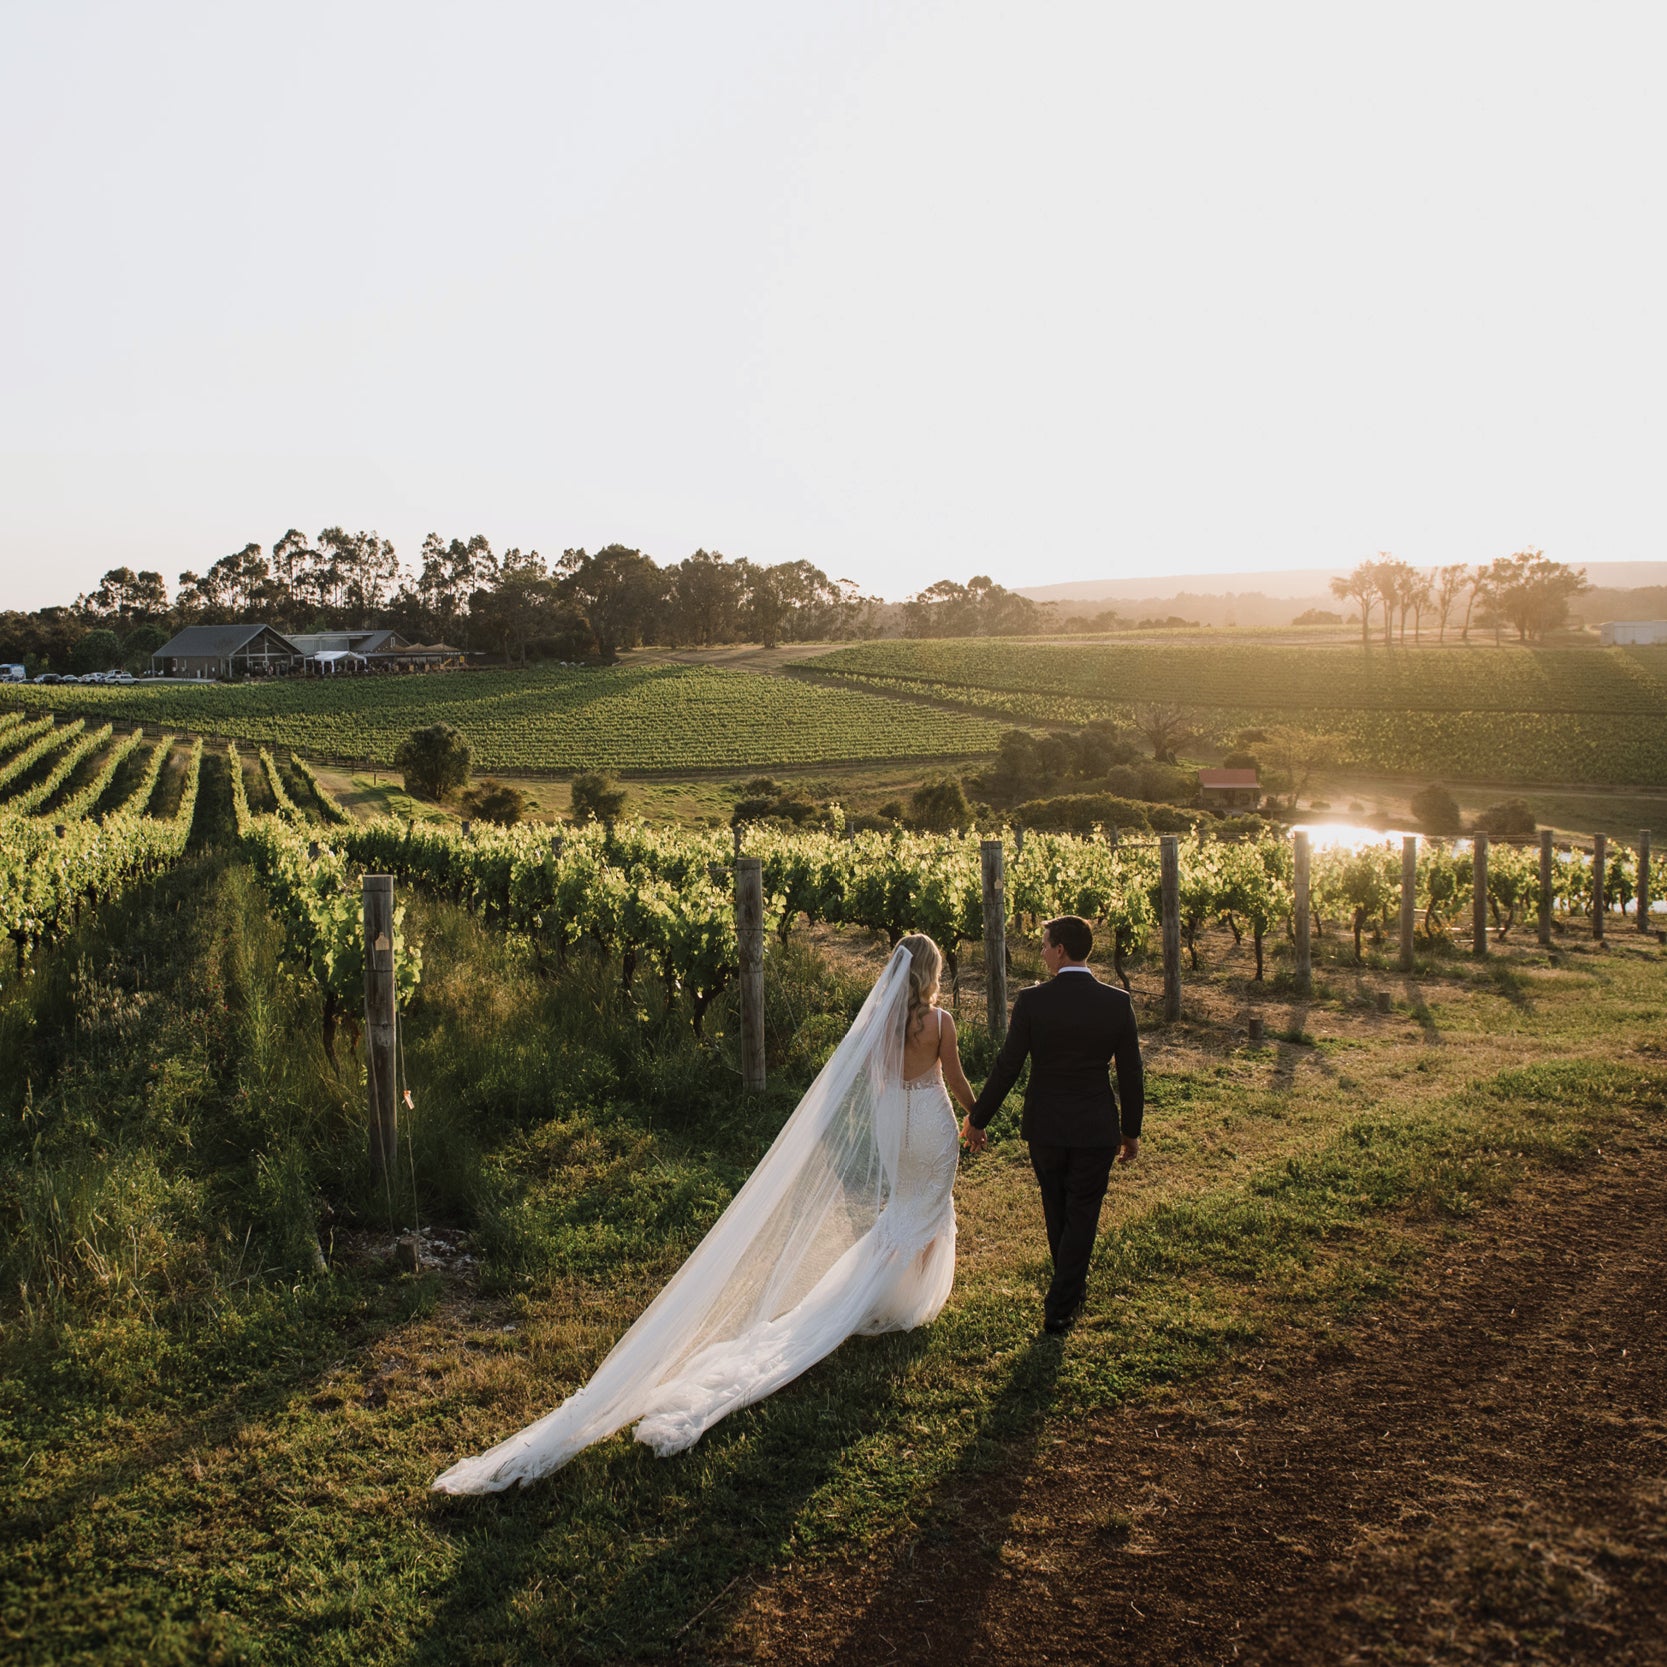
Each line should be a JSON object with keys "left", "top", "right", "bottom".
{"left": 4, "top": 2, "right": 1663, "bottom": 614}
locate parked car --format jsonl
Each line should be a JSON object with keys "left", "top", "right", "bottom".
{"left": 111, "top": 672, "right": 136, "bottom": 684}
{"left": 34, "top": 672, "right": 61, "bottom": 684}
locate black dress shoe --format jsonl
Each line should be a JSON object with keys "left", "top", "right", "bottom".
{"left": 1042, "top": 1311, "right": 1076, "bottom": 1335}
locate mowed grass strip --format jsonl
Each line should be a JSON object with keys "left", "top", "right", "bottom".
{"left": 0, "top": 664, "right": 1003, "bottom": 773}
{"left": 3, "top": 851, "right": 1663, "bottom": 1665}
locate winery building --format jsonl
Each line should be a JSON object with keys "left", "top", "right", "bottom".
{"left": 150, "top": 624, "right": 304, "bottom": 679}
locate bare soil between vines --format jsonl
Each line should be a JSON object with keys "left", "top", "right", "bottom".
{"left": 715, "top": 1138, "right": 1667, "bottom": 1666}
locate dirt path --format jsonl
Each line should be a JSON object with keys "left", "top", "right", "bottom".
{"left": 717, "top": 1140, "right": 1667, "bottom": 1665}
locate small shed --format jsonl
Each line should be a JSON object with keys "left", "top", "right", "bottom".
{"left": 1600, "top": 621, "right": 1667, "bottom": 646}
{"left": 1197, "top": 768, "right": 1261, "bottom": 810}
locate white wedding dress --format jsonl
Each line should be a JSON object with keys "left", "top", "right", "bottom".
{"left": 434, "top": 944, "right": 959, "bottom": 1493}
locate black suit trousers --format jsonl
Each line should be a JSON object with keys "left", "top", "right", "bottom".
{"left": 1028, "top": 1142, "right": 1117, "bottom": 1323}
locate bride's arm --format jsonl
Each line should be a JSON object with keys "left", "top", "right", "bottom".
{"left": 938, "top": 1012, "right": 977, "bottom": 1114}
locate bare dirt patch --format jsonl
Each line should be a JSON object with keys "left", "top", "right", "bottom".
{"left": 718, "top": 1138, "right": 1667, "bottom": 1666}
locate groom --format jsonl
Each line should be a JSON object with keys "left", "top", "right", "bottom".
{"left": 962, "top": 915, "right": 1144, "bottom": 1335}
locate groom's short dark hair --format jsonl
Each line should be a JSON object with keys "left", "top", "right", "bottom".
{"left": 1043, "top": 915, "right": 1092, "bottom": 961}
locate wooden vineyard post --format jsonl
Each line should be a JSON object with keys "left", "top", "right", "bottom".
{"left": 981, "top": 839, "right": 1008, "bottom": 1043}
{"left": 736, "top": 856, "right": 766, "bottom": 1092}
{"left": 362, "top": 875, "right": 398, "bottom": 1183}
{"left": 1472, "top": 834, "right": 1489, "bottom": 958}
{"left": 1160, "top": 834, "right": 1181, "bottom": 1022}
{"left": 1639, "top": 831, "right": 1653, "bottom": 934}
{"left": 1399, "top": 835, "right": 1417, "bottom": 974}
{"left": 1293, "top": 830, "right": 1312, "bottom": 994}
{"left": 1593, "top": 833, "right": 1607, "bottom": 941}
{"left": 1538, "top": 830, "right": 1554, "bottom": 946}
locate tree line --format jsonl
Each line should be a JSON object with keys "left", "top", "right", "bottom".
{"left": 0, "top": 531, "right": 1052, "bottom": 673}
{"left": 1327, "top": 549, "right": 1589, "bottom": 646}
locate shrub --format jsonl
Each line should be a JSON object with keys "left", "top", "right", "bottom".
{"left": 570, "top": 770, "right": 627, "bottom": 824}
{"left": 1411, "top": 783, "right": 1462, "bottom": 835}
{"left": 1012, "top": 792, "right": 1153, "bottom": 834}
{"left": 395, "top": 722, "right": 471, "bottom": 801}
{"left": 1473, "top": 797, "right": 1537, "bottom": 836}
{"left": 1221, "top": 750, "right": 1260, "bottom": 771}
{"left": 460, "top": 779, "right": 536, "bottom": 826}
{"left": 908, "top": 775, "right": 972, "bottom": 833}
{"left": 731, "top": 778, "right": 822, "bottom": 828}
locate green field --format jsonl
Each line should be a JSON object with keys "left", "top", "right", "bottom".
{"left": 0, "top": 665, "right": 1003, "bottom": 773}
{"left": 797, "top": 639, "right": 1667, "bottom": 785}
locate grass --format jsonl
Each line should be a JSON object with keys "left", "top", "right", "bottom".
{"left": 0, "top": 843, "right": 1662, "bottom": 1663}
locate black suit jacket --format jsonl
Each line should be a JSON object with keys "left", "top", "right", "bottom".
{"left": 969, "top": 969, "right": 1144, "bottom": 1146}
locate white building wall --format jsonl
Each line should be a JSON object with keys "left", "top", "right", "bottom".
{"left": 1600, "top": 620, "right": 1667, "bottom": 646}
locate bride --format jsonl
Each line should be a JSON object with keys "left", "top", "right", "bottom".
{"left": 433, "top": 933, "right": 977, "bottom": 1493}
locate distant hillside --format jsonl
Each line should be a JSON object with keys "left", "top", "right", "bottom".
{"left": 1021, "top": 560, "right": 1667, "bottom": 608}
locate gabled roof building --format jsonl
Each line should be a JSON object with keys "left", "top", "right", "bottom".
{"left": 150, "top": 624, "right": 303, "bottom": 679}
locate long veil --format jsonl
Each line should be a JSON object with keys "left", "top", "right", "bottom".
{"left": 433, "top": 943, "right": 915, "bottom": 1493}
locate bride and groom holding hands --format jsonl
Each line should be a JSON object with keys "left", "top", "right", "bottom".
{"left": 435, "top": 913, "right": 1144, "bottom": 1494}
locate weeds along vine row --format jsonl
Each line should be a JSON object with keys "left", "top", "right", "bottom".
{"left": 0, "top": 737, "right": 202, "bottom": 976}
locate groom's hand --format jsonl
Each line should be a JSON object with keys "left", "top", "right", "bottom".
{"left": 961, "top": 1116, "right": 987, "bottom": 1153}
{"left": 1116, "top": 1137, "right": 1140, "bottom": 1164}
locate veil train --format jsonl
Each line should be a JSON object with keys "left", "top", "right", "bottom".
{"left": 433, "top": 942, "right": 954, "bottom": 1494}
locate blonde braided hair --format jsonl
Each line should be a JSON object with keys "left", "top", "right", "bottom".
{"left": 899, "top": 933, "right": 944, "bottom": 1040}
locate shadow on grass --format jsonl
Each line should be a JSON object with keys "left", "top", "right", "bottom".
{"left": 0, "top": 1272, "right": 433, "bottom": 1553}
{"left": 776, "top": 1330, "right": 1065, "bottom": 1664}
{"left": 412, "top": 1328, "right": 941, "bottom": 1665}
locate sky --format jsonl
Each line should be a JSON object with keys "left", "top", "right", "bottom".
{"left": 2, "top": 1, "right": 1663, "bottom": 611}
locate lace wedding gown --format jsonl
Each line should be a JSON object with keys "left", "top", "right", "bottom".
{"left": 434, "top": 945, "right": 958, "bottom": 1493}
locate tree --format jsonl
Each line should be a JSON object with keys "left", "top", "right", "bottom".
{"left": 80, "top": 566, "right": 169, "bottom": 625}
{"left": 1259, "top": 724, "right": 1339, "bottom": 807}
{"left": 1461, "top": 562, "right": 1502, "bottom": 644}
{"left": 318, "top": 527, "right": 401, "bottom": 619}
{"left": 395, "top": 722, "right": 471, "bottom": 801}
{"left": 904, "top": 575, "right": 1038, "bottom": 637}
{"left": 1133, "top": 702, "right": 1196, "bottom": 765}
{"left": 416, "top": 532, "right": 496, "bottom": 638}
{"left": 468, "top": 553, "right": 561, "bottom": 663}
{"left": 669, "top": 549, "right": 744, "bottom": 646}
{"left": 570, "top": 770, "right": 627, "bottom": 823}
{"left": 1490, "top": 549, "right": 1588, "bottom": 642}
{"left": 1330, "top": 568, "right": 1374, "bottom": 648}
{"left": 907, "top": 775, "right": 972, "bottom": 832}
{"left": 1366, "top": 554, "right": 1409, "bottom": 647}
{"left": 1411, "top": 782, "right": 1462, "bottom": 835}
{"left": 121, "top": 621, "right": 171, "bottom": 671}
{"left": 70, "top": 628, "right": 122, "bottom": 673}
{"left": 1407, "top": 572, "right": 1433, "bottom": 644}
{"left": 1432, "top": 564, "right": 1470, "bottom": 644}
{"left": 557, "top": 545, "right": 669, "bottom": 660}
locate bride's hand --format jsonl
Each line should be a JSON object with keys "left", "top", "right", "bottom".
{"left": 960, "top": 1116, "right": 987, "bottom": 1153}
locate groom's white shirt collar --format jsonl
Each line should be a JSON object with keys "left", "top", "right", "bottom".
{"left": 1056, "top": 964, "right": 1093, "bottom": 973}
